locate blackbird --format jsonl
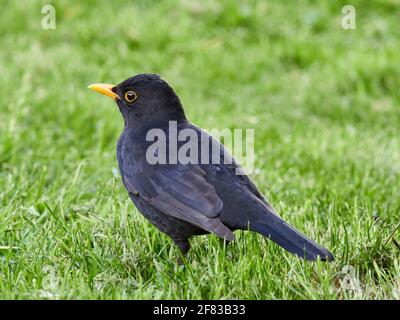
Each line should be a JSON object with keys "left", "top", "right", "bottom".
{"left": 89, "top": 74, "right": 334, "bottom": 262}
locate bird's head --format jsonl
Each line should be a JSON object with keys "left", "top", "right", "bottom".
{"left": 89, "top": 74, "right": 186, "bottom": 127}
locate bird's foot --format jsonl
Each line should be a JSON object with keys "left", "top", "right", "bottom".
{"left": 173, "top": 238, "right": 190, "bottom": 265}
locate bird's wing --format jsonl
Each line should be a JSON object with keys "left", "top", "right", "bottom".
{"left": 223, "top": 158, "right": 276, "bottom": 209}
{"left": 216, "top": 137, "right": 271, "bottom": 206}
{"left": 120, "top": 161, "right": 234, "bottom": 241}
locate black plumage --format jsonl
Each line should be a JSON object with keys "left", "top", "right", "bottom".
{"left": 89, "top": 74, "right": 334, "bottom": 262}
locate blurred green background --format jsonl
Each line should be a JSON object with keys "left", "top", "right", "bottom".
{"left": 0, "top": 0, "right": 399, "bottom": 299}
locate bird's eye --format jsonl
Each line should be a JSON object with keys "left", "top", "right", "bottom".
{"left": 124, "top": 91, "right": 137, "bottom": 103}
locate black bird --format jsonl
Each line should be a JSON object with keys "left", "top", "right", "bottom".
{"left": 89, "top": 74, "right": 334, "bottom": 262}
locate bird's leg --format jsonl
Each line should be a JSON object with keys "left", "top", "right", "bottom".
{"left": 173, "top": 238, "right": 190, "bottom": 265}
{"left": 219, "top": 237, "right": 231, "bottom": 248}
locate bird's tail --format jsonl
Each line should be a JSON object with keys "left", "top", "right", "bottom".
{"left": 250, "top": 208, "right": 334, "bottom": 261}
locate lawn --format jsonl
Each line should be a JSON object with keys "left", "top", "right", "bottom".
{"left": 0, "top": 0, "right": 399, "bottom": 299}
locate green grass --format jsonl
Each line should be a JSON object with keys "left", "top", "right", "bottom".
{"left": 1, "top": 0, "right": 399, "bottom": 299}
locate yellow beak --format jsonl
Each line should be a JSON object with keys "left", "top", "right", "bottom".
{"left": 88, "top": 83, "right": 119, "bottom": 100}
